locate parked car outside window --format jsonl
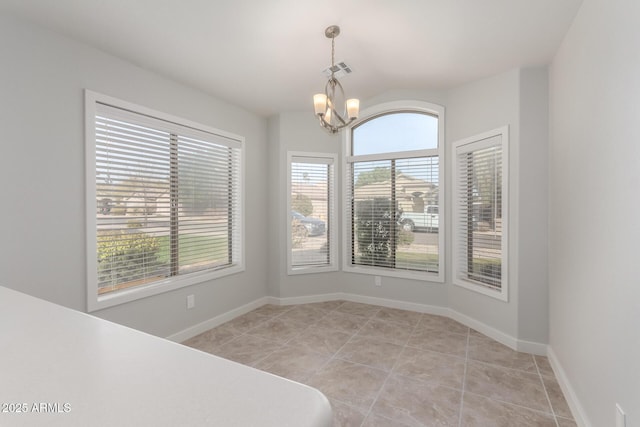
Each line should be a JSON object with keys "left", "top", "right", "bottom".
{"left": 400, "top": 205, "right": 439, "bottom": 232}
{"left": 291, "top": 211, "right": 326, "bottom": 236}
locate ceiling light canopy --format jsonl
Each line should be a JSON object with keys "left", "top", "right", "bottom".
{"left": 313, "top": 25, "right": 359, "bottom": 134}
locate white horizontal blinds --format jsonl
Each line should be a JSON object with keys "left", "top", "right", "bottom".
{"left": 456, "top": 135, "right": 503, "bottom": 290}
{"left": 350, "top": 160, "right": 394, "bottom": 269}
{"left": 290, "top": 158, "right": 333, "bottom": 268}
{"left": 95, "top": 103, "right": 240, "bottom": 295}
{"left": 96, "top": 115, "right": 171, "bottom": 294}
{"left": 177, "top": 135, "right": 240, "bottom": 275}
{"left": 396, "top": 156, "right": 439, "bottom": 272}
{"left": 350, "top": 156, "right": 438, "bottom": 272}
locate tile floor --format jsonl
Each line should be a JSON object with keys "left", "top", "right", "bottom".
{"left": 182, "top": 301, "right": 575, "bottom": 427}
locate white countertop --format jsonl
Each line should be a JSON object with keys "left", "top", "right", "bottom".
{"left": 0, "top": 286, "right": 332, "bottom": 426}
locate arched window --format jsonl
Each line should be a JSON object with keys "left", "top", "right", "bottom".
{"left": 344, "top": 101, "right": 444, "bottom": 282}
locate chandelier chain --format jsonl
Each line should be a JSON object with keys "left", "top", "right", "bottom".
{"left": 331, "top": 35, "right": 336, "bottom": 72}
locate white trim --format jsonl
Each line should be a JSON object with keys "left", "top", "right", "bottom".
{"left": 516, "top": 339, "right": 548, "bottom": 356}
{"left": 342, "top": 100, "right": 446, "bottom": 283}
{"left": 547, "top": 346, "right": 590, "bottom": 427}
{"left": 342, "top": 264, "right": 440, "bottom": 282}
{"left": 91, "top": 91, "right": 244, "bottom": 145}
{"left": 340, "top": 293, "right": 448, "bottom": 316}
{"left": 85, "top": 90, "right": 246, "bottom": 312}
{"left": 447, "top": 308, "right": 545, "bottom": 355}
{"left": 166, "top": 291, "right": 546, "bottom": 355}
{"left": 353, "top": 100, "right": 445, "bottom": 123}
{"left": 166, "top": 297, "right": 269, "bottom": 343}
{"left": 263, "top": 293, "right": 344, "bottom": 306}
{"left": 93, "top": 267, "right": 246, "bottom": 312}
{"left": 448, "top": 308, "right": 516, "bottom": 348}
{"left": 345, "top": 148, "right": 439, "bottom": 164}
{"left": 85, "top": 91, "right": 99, "bottom": 311}
{"left": 286, "top": 151, "right": 338, "bottom": 275}
{"left": 451, "top": 126, "right": 509, "bottom": 302}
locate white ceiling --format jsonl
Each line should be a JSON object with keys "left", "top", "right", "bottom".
{"left": 1, "top": 0, "right": 583, "bottom": 116}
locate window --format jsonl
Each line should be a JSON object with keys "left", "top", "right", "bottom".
{"left": 287, "top": 153, "right": 337, "bottom": 274}
{"left": 86, "top": 91, "right": 244, "bottom": 311}
{"left": 452, "top": 126, "right": 508, "bottom": 301}
{"left": 344, "top": 101, "right": 444, "bottom": 281}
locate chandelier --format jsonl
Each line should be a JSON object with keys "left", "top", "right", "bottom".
{"left": 313, "top": 25, "right": 360, "bottom": 134}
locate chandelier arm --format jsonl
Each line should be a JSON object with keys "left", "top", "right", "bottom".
{"left": 324, "top": 77, "right": 349, "bottom": 126}
{"left": 332, "top": 110, "right": 348, "bottom": 126}
{"left": 318, "top": 114, "right": 354, "bottom": 133}
{"left": 318, "top": 118, "right": 338, "bottom": 134}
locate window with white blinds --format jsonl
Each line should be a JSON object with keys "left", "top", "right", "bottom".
{"left": 452, "top": 127, "right": 508, "bottom": 301}
{"left": 345, "top": 105, "right": 444, "bottom": 281}
{"left": 86, "top": 91, "right": 244, "bottom": 311}
{"left": 288, "top": 153, "right": 336, "bottom": 274}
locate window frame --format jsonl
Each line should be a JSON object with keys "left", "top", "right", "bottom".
{"left": 85, "top": 90, "right": 245, "bottom": 312}
{"left": 286, "top": 152, "right": 338, "bottom": 275}
{"left": 451, "top": 126, "right": 509, "bottom": 301}
{"left": 342, "top": 100, "right": 445, "bottom": 282}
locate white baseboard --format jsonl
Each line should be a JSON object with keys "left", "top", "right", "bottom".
{"left": 166, "top": 293, "right": 587, "bottom": 427}
{"left": 449, "top": 309, "right": 517, "bottom": 348}
{"left": 167, "top": 292, "right": 547, "bottom": 356}
{"left": 447, "top": 309, "right": 547, "bottom": 355}
{"left": 516, "top": 339, "right": 548, "bottom": 356}
{"left": 166, "top": 297, "right": 270, "bottom": 343}
{"left": 340, "top": 293, "right": 449, "bottom": 316}
{"left": 547, "top": 346, "right": 591, "bottom": 427}
{"left": 266, "top": 292, "right": 448, "bottom": 316}
{"left": 264, "top": 293, "right": 344, "bottom": 306}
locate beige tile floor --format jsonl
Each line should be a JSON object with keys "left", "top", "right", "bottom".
{"left": 183, "top": 301, "right": 576, "bottom": 427}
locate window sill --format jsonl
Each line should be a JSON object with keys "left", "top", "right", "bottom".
{"left": 453, "top": 277, "right": 508, "bottom": 302}
{"left": 342, "top": 264, "right": 443, "bottom": 283}
{"left": 88, "top": 264, "right": 245, "bottom": 312}
{"left": 288, "top": 264, "right": 339, "bottom": 276}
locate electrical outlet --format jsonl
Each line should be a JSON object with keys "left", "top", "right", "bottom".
{"left": 374, "top": 276, "right": 382, "bottom": 287}
{"left": 616, "top": 404, "right": 626, "bottom": 427}
{"left": 187, "top": 294, "right": 195, "bottom": 309}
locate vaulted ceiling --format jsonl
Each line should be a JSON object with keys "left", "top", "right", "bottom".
{"left": 0, "top": 0, "right": 583, "bottom": 116}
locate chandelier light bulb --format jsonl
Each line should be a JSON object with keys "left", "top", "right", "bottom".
{"left": 346, "top": 99, "right": 360, "bottom": 120}
{"left": 324, "top": 107, "right": 332, "bottom": 124}
{"left": 313, "top": 94, "right": 327, "bottom": 116}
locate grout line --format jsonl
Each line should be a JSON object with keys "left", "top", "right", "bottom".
{"left": 457, "top": 328, "right": 470, "bottom": 427}
{"left": 300, "top": 320, "right": 367, "bottom": 424}
{"left": 463, "top": 389, "right": 559, "bottom": 418}
{"left": 460, "top": 355, "right": 559, "bottom": 418}
{"left": 223, "top": 305, "right": 341, "bottom": 376}
{"left": 306, "top": 316, "right": 366, "bottom": 377}
{"left": 464, "top": 357, "right": 546, "bottom": 376}
{"left": 358, "top": 313, "right": 425, "bottom": 426}
{"left": 535, "top": 355, "right": 560, "bottom": 427}
{"left": 198, "top": 302, "right": 563, "bottom": 426}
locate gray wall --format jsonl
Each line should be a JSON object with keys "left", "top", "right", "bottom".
{"left": 269, "top": 73, "right": 550, "bottom": 347}
{"left": 549, "top": 0, "right": 640, "bottom": 425}
{"left": 517, "top": 68, "right": 549, "bottom": 345}
{"left": 0, "top": 15, "right": 269, "bottom": 337}
{"left": 446, "top": 69, "right": 521, "bottom": 339}
{"left": 267, "top": 113, "right": 344, "bottom": 299}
